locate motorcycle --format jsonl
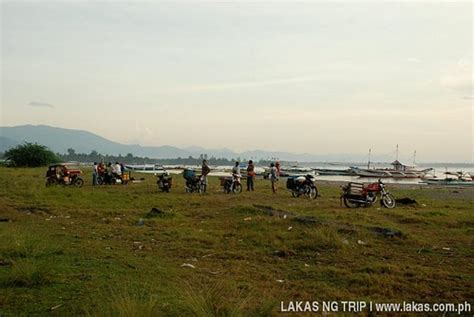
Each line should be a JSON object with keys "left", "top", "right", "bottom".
{"left": 157, "top": 172, "right": 173, "bottom": 192}
{"left": 220, "top": 175, "right": 242, "bottom": 194}
{"left": 98, "top": 172, "right": 129, "bottom": 185}
{"left": 286, "top": 174, "right": 318, "bottom": 199}
{"left": 183, "top": 169, "right": 206, "bottom": 193}
{"left": 340, "top": 179, "right": 395, "bottom": 208}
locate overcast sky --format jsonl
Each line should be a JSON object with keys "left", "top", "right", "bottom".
{"left": 1, "top": 1, "right": 472, "bottom": 162}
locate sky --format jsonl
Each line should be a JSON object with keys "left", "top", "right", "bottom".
{"left": 1, "top": 1, "right": 473, "bottom": 162}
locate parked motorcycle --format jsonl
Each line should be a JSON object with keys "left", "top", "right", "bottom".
{"left": 220, "top": 175, "right": 242, "bottom": 194}
{"left": 286, "top": 174, "right": 318, "bottom": 199}
{"left": 340, "top": 179, "right": 395, "bottom": 208}
{"left": 157, "top": 172, "right": 172, "bottom": 192}
{"left": 98, "top": 172, "right": 129, "bottom": 185}
{"left": 183, "top": 169, "right": 206, "bottom": 193}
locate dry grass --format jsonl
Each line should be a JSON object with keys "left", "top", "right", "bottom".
{"left": 0, "top": 167, "right": 473, "bottom": 316}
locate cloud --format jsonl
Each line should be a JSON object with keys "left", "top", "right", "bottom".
{"left": 28, "top": 101, "right": 55, "bottom": 108}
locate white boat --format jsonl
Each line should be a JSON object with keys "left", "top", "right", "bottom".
{"left": 350, "top": 167, "right": 392, "bottom": 178}
{"left": 423, "top": 179, "right": 474, "bottom": 187}
{"left": 124, "top": 164, "right": 166, "bottom": 174}
{"left": 351, "top": 160, "right": 433, "bottom": 179}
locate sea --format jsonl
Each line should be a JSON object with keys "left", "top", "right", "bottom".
{"left": 167, "top": 162, "right": 474, "bottom": 185}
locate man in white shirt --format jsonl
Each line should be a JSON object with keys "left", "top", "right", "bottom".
{"left": 115, "top": 162, "right": 122, "bottom": 176}
{"left": 232, "top": 161, "right": 241, "bottom": 178}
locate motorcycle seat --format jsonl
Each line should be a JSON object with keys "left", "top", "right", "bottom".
{"left": 295, "top": 176, "right": 306, "bottom": 182}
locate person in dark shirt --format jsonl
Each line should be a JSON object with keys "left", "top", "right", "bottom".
{"left": 201, "top": 159, "right": 211, "bottom": 186}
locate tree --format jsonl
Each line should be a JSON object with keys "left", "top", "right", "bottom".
{"left": 4, "top": 143, "right": 61, "bottom": 167}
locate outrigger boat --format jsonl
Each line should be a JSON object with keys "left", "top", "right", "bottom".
{"left": 351, "top": 162, "right": 432, "bottom": 179}
{"left": 313, "top": 168, "right": 353, "bottom": 176}
{"left": 423, "top": 178, "right": 474, "bottom": 187}
{"left": 124, "top": 164, "right": 166, "bottom": 174}
{"left": 423, "top": 171, "right": 474, "bottom": 186}
{"left": 352, "top": 148, "right": 433, "bottom": 179}
{"left": 381, "top": 160, "right": 432, "bottom": 178}
{"left": 350, "top": 167, "right": 392, "bottom": 178}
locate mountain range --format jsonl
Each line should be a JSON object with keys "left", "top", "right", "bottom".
{"left": 1, "top": 124, "right": 397, "bottom": 162}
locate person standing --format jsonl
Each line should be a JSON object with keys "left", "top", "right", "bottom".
{"left": 232, "top": 161, "right": 241, "bottom": 178}
{"left": 201, "top": 159, "right": 211, "bottom": 188}
{"left": 106, "top": 162, "right": 113, "bottom": 184}
{"left": 270, "top": 162, "right": 278, "bottom": 193}
{"left": 115, "top": 161, "right": 122, "bottom": 177}
{"left": 92, "top": 162, "right": 98, "bottom": 186}
{"left": 97, "top": 162, "right": 105, "bottom": 184}
{"left": 231, "top": 161, "right": 241, "bottom": 192}
{"left": 246, "top": 160, "right": 255, "bottom": 191}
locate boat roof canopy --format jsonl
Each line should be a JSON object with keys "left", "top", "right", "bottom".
{"left": 391, "top": 160, "right": 405, "bottom": 166}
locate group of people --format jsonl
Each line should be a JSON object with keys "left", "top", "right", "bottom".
{"left": 201, "top": 159, "right": 281, "bottom": 193}
{"left": 91, "top": 159, "right": 281, "bottom": 190}
{"left": 92, "top": 161, "right": 125, "bottom": 185}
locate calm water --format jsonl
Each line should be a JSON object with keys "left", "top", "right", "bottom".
{"left": 303, "top": 163, "right": 473, "bottom": 185}
{"left": 165, "top": 163, "right": 474, "bottom": 185}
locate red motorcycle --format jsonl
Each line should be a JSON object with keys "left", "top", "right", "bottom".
{"left": 341, "top": 179, "right": 395, "bottom": 208}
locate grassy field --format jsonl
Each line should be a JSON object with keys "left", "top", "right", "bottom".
{"left": 0, "top": 167, "right": 473, "bottom": 316}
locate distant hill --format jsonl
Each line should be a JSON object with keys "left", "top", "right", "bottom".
{"left": 0, "top": 124, "right": 393, "bottom": 162}
{"left": 0, "top": 125, "right": 191, "bottom": 158}
{"left": 0, "top": 136, "right": 19, "bottom": 152}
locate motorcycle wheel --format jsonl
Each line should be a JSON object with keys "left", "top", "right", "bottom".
{"left": 291, "top": 191, "right": 300, "bottom": 198}
{"left": 343, "top": 197, "right": 361, "bottom": 208}
{"left": 97, "top": 177, "right": 104, "bottom": 185}
{"left": 46, "top": 178, "right": 57, "bottom": 187}
{"left": 381, "top": 194, "right": 396, "bottom": 209}
{"left": 370, "top": 193, "right": 378, "bottom": 204}
{"left": 232, "top": 183, "right": 242, "bottom": 194}
{"left": 305, "top": 186, "right": 318, "bottom": 199}
{"left": 74, "top": 178, "right": 84, "bottom": 187}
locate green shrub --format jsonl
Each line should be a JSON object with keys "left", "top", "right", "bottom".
{"left": 4, "top": 142, "right": 61, "bottom": 167}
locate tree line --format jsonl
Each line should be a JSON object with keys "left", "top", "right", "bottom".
{"left": 59, "top": 148, "right": 256, "bottom": 165}
{"left": 1, "top": 143, "right": 277, "bottom": 167}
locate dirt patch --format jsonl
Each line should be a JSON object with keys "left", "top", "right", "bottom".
{"left": 252, "top": 204, "right": 293, "bottom": 218}
{"left": 144, "top": 207, "right": 173, "bottom": 219}
{"left": 337, "top": 227, "right": 358, "bottom": 235}
{"left": 369, "top": 226, "right": 405, "bottom": 239}
{"left": 252, "top": 204, "right": 321, "bottom": 225}
{"left": 16, "top": 206, "right": 51, "bottom": 215}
